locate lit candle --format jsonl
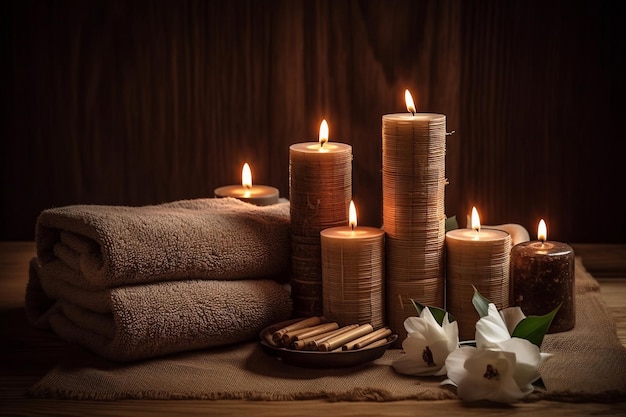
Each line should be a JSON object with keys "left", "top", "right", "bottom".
{"left": 214, "top": 163, "right": 279, "bottom": 206}
{"left": 381, "top": 89, "right": 447, "bottom": 147}
{"left": 382, "top": 89, "right": 447, "bottom": 345}
{"left": 445, "top": 207, "right": 512, "bottom": 340}
{"left": 321, "top": 201, "right": 385, "bottom": 329}
{"left": 289, "top": 119, "right": 352, "bottom": 316}
{"left": 510, "top": 219, "right": 575, "bottom": 333}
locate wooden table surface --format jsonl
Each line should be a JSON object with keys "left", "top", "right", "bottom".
{"left": 1, "top": 241, "right": 625, "bottom": 417}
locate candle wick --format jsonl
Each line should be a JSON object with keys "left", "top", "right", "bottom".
{"left": 351, "top": 223, "right": 355, "bottom": 232}
{"left": 410, "top": 111, "right": 415, "bottom": 116}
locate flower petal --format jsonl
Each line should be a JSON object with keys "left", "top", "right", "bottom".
{"left": 395, "top": 337, "right": 451, "bottom": 376}
{"left": 539, "top": 352, "right": 553, "bottom": 366}
{"left": 392, "top": 353, "right": 429, "bottom": 376}
{"left": 498, "top": 338, "right": 542, "bottom": 386}
{"left": 475, "top": 303, "right": 510, "bottom": 347}
{"left": 457, "top": 348, "right": 526, "bottom": 403}
{"left": 442, "top": 314, "right": 460, "bottom": 352}
{"left": 499, "top": 306, "right": 526, "bottom": 335}
{"left": 444, "top": 346, "right": 476, "bottom": 385}
{"left": 404, "top": 316, "right": 429, "bottom": 335}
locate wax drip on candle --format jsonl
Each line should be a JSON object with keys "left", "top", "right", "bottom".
{"left": 405, "top": 89, "right": 416, "bottom": 116}
{"left": 319, "top": 119, "right": 329, "bottom": 150}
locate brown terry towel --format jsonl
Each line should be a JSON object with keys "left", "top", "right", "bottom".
{"left": 26, "top": 258, "right": 293, "bottom": 362}
{"left": 35, "top": 197, "right": 291, "bottom": 288}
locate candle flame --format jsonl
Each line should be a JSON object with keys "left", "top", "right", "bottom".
{"left": 242, "top": 163, "right": 252, "bottom": 189}
{"left": 471, "top": 206, "right": 481, "bottom": 232}
{"left": 405, "top": 89, "right": 416, "bottom": 115}
{"left": 349, "top": 200, "right": 357, "bottom": 230}
{"left": 319, "top": 119, "right": 329, "bottom": 148}
{"left": 538, "top": 219, "right": 547, "bottom": 243}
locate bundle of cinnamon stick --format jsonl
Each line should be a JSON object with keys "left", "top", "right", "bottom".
{"left": 266, "top": 317, "right": 393, "bottom": 352}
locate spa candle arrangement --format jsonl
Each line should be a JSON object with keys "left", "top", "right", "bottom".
{"left": 511, "top": 219, "right": 575, "bottom": 333}
{"left": 382, "top": 89, "right": 447, "bottom": 344}
{"left": 321, "top": 201, "right": 385, "bottom": 329}
{"left": 445, "top": 207, "right": 512, "bottom": 341}
{"left": 289, "top": 119, "right": 353, "bottom": 317}
{"left": 214, "top": 163, "right": 279, "bottom": 206}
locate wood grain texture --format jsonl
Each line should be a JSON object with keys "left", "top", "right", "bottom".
{"left": 1, "top": 0, "right": 624, "bottom": 243}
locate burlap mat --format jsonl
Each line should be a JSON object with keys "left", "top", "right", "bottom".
{"left": 28, "top": 258, "right": 626, "bottom": 402}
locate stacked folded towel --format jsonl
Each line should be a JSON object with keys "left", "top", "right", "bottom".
{"left": 25, "top": 197, "right": 293, "bottom": 362}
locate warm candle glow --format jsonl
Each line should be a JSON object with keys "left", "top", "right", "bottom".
{"left": 349, "top": 200, "right": 357, "bottom": 230}
{"left": 319, "top": 119, "right": 329, "bottom": 149}
{"left": 405, "top": 89, "right": 416, "bottom": 115}
{"left": 471, "top": 207, "right": 481, "bottom": 232}
{"left": 538, "top": 219, "right": 547, "bottom": 243}
{"left": 241, "top": 163, "right": 252, "bottom": 189}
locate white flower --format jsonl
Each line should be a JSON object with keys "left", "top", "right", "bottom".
{"left": 392, "top": 307, "right": 459, "bottom": 376}
{"left": 442, "top": 303, "right": 553, "bottom": 403}
{"left": 475, "top": 303, "right": 552, "bottom": 368}
{"left": 475, "top": 303, "right": 524, "bottom": 347}
{"left": 444, "top": 346, "right": 528, "bottom": 403}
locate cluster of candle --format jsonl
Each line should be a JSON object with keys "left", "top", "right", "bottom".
{"left": 446, "top": 209, "right": 575, "bottom": 337}
{"left": 215, "top": 89, "right": 575, "bottom": 337}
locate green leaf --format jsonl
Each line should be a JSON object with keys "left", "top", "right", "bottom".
{"left": 445, "top": 215, "right": 459, "bottom": 232}
{"left": 410, "top": 299, "right": 426, "bottom": 315}
{"left": 471, "top": 286, "right": 492, "bottom": 318}
{"left": 511, "top": 303, "right": 561, "bottom": 347}
{"left": 410, "top": 299, "right": 456, "bottom": 325}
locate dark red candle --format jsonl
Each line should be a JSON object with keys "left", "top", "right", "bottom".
{"left": 510, "top": 219, "right": 575, "bottom": 333}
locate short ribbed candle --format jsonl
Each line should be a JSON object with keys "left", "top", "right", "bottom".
{"left": 382, "top": 111, "right": 447, "bottom": 345}
{"left": 321, "top": 223, "right": 385, "bottom": 329}
{"left": 445, "top": 228, "right": 512, "bottom": 341}
{"left": 289, "top": 141, "right": 352, "bottom": 316}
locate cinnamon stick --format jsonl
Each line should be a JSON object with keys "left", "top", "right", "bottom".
{"left": 307, "top": 324, "right": 360, "bottom": 350}
{"left": 342, "top": 327, "right": 392, "bottom": 351}
{"left": 284, "top": 322, "right": 339, "bottom": 346}
{"left": 359, "top": 337, "right": 390, "bottom": 350}
{"left": 271, "top": 316, "right": 323, "bottom": 344}
{"left": 318, "top": 323, "right": 374, "bottom": 352}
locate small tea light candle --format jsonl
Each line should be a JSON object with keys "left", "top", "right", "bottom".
{"left": 445, "top": 207, "right": 512, "bottom": 340}
{"left": 511, "top": 219, "right": 575, "bottom": 333}
{"left": 214, "top": 163, "right": 279, "bottom": 206}
{"left": 321, "top": 201, "right": 385, "bottom": 329}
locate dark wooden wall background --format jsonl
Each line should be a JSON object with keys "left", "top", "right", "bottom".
{"left": 2, "top": 0, "right": 624, "bottom": 243}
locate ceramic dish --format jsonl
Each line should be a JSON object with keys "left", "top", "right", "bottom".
{"left": 259, "top": 319, "right": 397, "bottom": 368}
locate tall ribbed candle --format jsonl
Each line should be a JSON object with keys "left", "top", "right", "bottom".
{"left": 382, "top": 90, "right": 447, "bottom": 345}
{"left": 289, "top": 119, "right": 352, "bottom": 316}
